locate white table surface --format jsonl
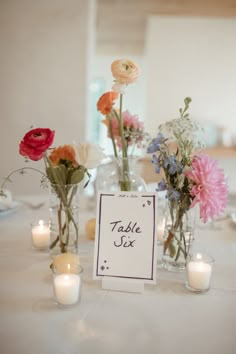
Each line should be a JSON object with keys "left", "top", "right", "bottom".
{"left": 0, "top": 195, "right": 236, "bottom": 354}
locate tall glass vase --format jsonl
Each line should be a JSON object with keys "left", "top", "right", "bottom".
{"left": 162, "top": 201, "right": 196, "bottom": 272}
{"left": 49, "top": 183, "right": 80, "bottom": 258}
{"left": 96, "top": 156, "right": 147, "bottom": 192}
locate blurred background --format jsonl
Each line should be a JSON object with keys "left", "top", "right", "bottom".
{"left": 0, "top": 0, "right": 236, "bottom": 197}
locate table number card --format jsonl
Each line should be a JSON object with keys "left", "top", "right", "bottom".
{"left": 93, "top": 192, "right": 157, "bottom": 292}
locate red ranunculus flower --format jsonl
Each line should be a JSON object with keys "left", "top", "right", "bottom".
{"left": 19, "top": 128, "right": 55, "bottom": 161}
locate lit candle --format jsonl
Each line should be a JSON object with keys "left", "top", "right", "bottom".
{"left": 53, "top": 273, "right": 81, "bottom": 305}
{"left": 157, "top": 218, "right": 165, "bottom": 243}
{"left": 186, "top": 253, "right": 214, "bottom": 291}
{"left": 31, "top": 220, "right": 50, "bottom": 250}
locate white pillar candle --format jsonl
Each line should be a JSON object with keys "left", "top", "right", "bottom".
{"left": 186, "top": 253, "right": 214, "bottom": 291}
{"left": 31, "top": 220, "right": 50, "bottom": 249}
{"left": 54, "top": 274, "right": 81, "bottom": 305}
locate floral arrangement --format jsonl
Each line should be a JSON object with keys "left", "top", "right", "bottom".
{"left": 0, "top": 127, "right": 104, "bottom": 253}
{"left": 97, "top": 59, "right": 149, "bottom": 191}
{"left": 147, "top": 97, "right": 228, "bottom": 265}
{"left": 101, "top": 109, "right": 146, "bottom": 154}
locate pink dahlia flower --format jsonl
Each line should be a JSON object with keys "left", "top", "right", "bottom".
{"left": 185, "top": 154, "right": 228, "bottom": 223}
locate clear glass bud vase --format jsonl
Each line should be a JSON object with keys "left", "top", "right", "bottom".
{"left": 96, "top": 156, "right": 147, "bottom": 192}
{"left": 162, "top": 201, "right": 196, "bottom": 272}
{"left": 49, "top": 183, "right": 80, "bottom": 258}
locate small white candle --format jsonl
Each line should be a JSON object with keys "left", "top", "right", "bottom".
{"left": 31, "top": 220, "right": 50, "bottom": 249}
{"left": 187, "top": 253, "right": 213, "bottom": 291}
{"left": 54, "top": 274, "right": 81, "bottom": 305}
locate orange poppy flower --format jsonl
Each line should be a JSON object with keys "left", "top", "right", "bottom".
{"left": 97, "top": 91, "right": 118, "bottom": 115}
{"left": 49, "top": 144, "right": 78, "bottom": 167}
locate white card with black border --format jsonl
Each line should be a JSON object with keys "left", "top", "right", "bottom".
{"left": 93, "top": 191, "right": 157, "bottom": 293}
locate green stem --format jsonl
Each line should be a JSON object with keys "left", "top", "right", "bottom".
{"left": 165, "top": 201, "right": 190, "bottom": 262}
{"left": 44, "top": 155, "right": 79, "bottom": 251}
{"left": 118, "top": 94, "right": 128, "bottom": 159}
{"left": 0, "top": 167, "right": 46, "bottom": 193}
{"left": 65, "top": 184, "right": 79, "bottom": 248}
{"left": 108, "top": 112, "right": 118, "bottom": 158}
{"left": 113, "top": 95, "right": 131, "bottom": 191}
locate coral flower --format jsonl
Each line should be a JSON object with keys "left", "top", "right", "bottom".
{"left": 185, "top": 154, "right": 228, "bottom": 222}
{"left": 49, "top": 144, "right": 78, "bottom": 167}
{"left": 97, "top": 91, "right": 119, "bottom": 115}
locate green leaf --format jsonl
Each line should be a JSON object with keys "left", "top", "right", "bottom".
{"left": 46, "top": 165, "right": 67, "bottom": 185}
{"left": 184, "top": 97, "right": 192, "bottom": 105}
{"left": 70, "top": 166, "right": 85, "bottom": 184}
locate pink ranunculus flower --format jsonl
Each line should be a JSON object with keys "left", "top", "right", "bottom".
{"left": 109, "top": 110, "right": 144, "bottom": 150}
{"left": 185, "top": 154, "right": 228, "bottom": 223}
{"left": 111, "top": 59, "right": 140, "bottom": 85}
{"left": 19, "top": 128, "right": 55, "bottom": 161}
{"left": 122, "top": 110, "right": 144, "bottom": 131}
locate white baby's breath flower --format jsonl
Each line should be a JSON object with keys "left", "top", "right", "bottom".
{"left": 159, "top": 116, "right": 205, "bottom": 152}
{"left": 74, "top": 142, "right": 106, "bottom": 169}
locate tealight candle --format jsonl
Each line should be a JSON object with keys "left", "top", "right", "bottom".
{"left": 31, "top": 220, "right": 50, "bottom": 250}
{"left": 186, "top": 253, "right": 214, "bottom": 292}
{"left": 52, "top": 263, "right": 83, "bottom": 306}
{"left": 157, "top": 218, "right": 165, "bottom": 243}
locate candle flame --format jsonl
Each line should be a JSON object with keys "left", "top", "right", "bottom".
{"left": 196, "top": 253, "right": 202, "bottom": 260}
{"left": 39, "top": 220, "right": 44, "bottom": 226}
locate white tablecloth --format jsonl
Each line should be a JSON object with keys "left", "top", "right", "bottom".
{"left": 0, "top": 195, "right": 236, "bottom": 354}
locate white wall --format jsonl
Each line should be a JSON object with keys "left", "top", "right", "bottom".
{"left": 145, "top": 16, "right": 236, "bottom": 138}
{"left": 144, "top": 15, "right": 236, "bottom": 194}
{"left": 0, "top": 0, "right": 95, "bottom": 195}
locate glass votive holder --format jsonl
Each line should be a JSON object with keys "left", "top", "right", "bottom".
{"left": 51, "top": 263, "right": 83, "bottom": 307}
{"left": 156, "top": 191, "right": 167, "bottom": 245}
{"left": 186, "top": 253, "right": 215, "bottom": 292}
{"left": 157, "top": 217, "right": 165, "bottom": 244}
{"left": 31, "top": 220, "right": 50, "bottom": 250}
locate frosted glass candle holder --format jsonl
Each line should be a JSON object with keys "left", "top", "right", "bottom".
{"left": 51, "top": 263, "right": 83, "bottom": 307}
{"left": 31, "top": 220, "right": 50, "bottom": 250}
{"left": 186, "top": 253, "right": 214, "bottom": 292}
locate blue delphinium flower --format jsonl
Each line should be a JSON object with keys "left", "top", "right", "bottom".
{"left": 157, "top": 178, "right": 166, "bottom": 191}
{"left": 151, "top": 154, "right": 161, "bottom": 173}
{"left": 168, "top": 188, "right": 180, "bottom": 201}
{"left": 147, "top": 133, "right": 165, "bottom": 153}
{"left": 163, "top": 155, "right": 183, "bottom": 175}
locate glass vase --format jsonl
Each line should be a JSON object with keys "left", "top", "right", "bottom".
{"left": 96, "top": 155, "right": 147, "bottom": 192}
{"left": 162, "top": 201, "right": 196, "bottom": 272}
{"left": 49, "top": 183, "right": 80, "bottom": 258}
